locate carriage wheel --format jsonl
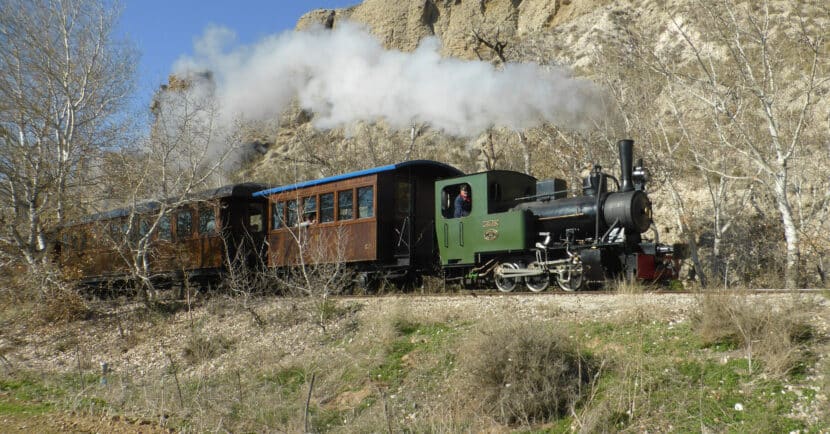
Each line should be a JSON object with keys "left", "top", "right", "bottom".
{"left": 494, "top": 263, "right": 521, "bottom": 292}
{"left": 525, "top": 262, "right": 550, "bottom": 292}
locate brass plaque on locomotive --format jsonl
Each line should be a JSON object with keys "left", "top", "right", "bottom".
{"left": 482, "top": 219, "right": 499, "bottom": 228}
{"left": 484, "top": 229, "right": 499, "bottom": 241}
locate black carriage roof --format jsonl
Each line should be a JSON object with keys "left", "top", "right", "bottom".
{"left": 67, "top": 183, "right": 268, "bottom": 225}
{"left": 253, "top": 160, "right": 463, "bottom": 197}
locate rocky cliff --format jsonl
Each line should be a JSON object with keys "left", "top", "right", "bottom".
{"left": 246, "top": 0, "right": 647, "bottom": 182}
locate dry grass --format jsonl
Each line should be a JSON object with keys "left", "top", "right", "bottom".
{"left": 182, "top": 332, "right": 235, "bottom": 365}
{"left": 37, "top": 288, "right": 91, "bottom": 324}
{"left": 691, "top": 291, "right": 817, "bottom": 376}
{"left": 612, "top": 278, "right": 646, "bottom": 294}
{"left": 458, "top": 320, "right": 598, "bottom": 426}
{"left": 3, "top": 286, "right": 827, "bottom": 432}
{"left": 3, "top": 265, "right": 93, "bottom": 325}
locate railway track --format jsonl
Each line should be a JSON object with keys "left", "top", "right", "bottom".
{"left": 332, "top": 287, "right": 827, "bottom": 300}
{"left": 80, "top": 286, "right": 826, "bottom": 308}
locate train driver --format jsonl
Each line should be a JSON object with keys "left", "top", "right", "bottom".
{"left": 454, "top": 184, "right": 472, "bottom": 218}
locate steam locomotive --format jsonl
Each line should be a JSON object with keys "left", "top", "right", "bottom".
{"left": 56, "top": 139, "right": 679, "bottom": 291}
{"left": 435, "top": 139, "right": 678, "bottom": 291}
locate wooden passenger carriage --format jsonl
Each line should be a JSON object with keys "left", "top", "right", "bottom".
{"left": 255, "top": 161, "right": 462, "bottom": 281}
{"left": 56, "top": 183, "right": 267, "bottom": 288}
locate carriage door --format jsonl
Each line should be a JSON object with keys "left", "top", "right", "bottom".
{"left": 393, "top": 174, "right": 413, "bottom": 264}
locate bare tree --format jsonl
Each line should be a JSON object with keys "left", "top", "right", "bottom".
{"left": 104, "top": 76, "right": 240, "bottom": 299}
{"left": 0, "top": 0, "right": 135, "bottom": 269}
{"left": 472, "top": 27, "right": 509, "bottom": 64}
{"left": 660, "top": 1, "right": 828, "bottom": 288}
{"left": 405, "top": 123, "right": 427, "bottom": 162}
{"left": 607, "top": 0, "right": 829, "bottom": 288}
{"left": 592, "top": 43, "right": 711, "bottom": 287}
{"left": 478, "top": 129, "right": 500, "bottom": 171}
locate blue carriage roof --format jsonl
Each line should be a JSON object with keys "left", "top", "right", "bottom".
{"left": 253, "top": 160, "right": 463, "bottom": 197}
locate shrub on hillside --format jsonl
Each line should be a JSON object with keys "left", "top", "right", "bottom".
{"left": 2, "top": 263, "right": 90, "bottom": 323}
{"left": 459, "top": 321, "right": 598, "bottom": 426}
{"left": 691, "top": 292, "right": 815, "bottom": 376}
{"left": 183, "top": 332, "right": 235, "bottom": 365}
{"left": 37, "top": 288, "right": 91, "bottom": 324}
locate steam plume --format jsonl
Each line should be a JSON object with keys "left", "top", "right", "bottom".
{"left": 173, "top": 22, "right": 607, "bottom": 137}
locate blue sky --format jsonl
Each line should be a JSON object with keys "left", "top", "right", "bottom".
{"left": 117, "top": 0, "right": 357, "bottom": 112}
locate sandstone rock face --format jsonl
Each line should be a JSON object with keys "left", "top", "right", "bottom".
{"left": 249, "top": 0, "right": 688, "bottom": 183}
{"left": 297, "top": 0, "right": 615, "bottom": 60}
{"left": 248, "top": 1, "right": 829, "bottom": 248}
{"left": 262, "top": 1, "right": 626, "bottom": 182}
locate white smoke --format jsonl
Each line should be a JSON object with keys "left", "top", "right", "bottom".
{"left": 173, "top": 21, "right": 607, "bottom": 137}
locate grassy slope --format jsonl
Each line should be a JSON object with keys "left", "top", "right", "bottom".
{"left": 1, "top": 292, "right": 828, "bottom": 432}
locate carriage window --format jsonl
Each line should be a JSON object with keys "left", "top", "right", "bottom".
{"left": 320, "top": 193, "right": 334, "bottom": 223}
{"left": 286, "top": 200, "right": 298, "bottom": 226}
{"left": 248, "top": 204, "right": 263, "bottom": 232}
{"left": 158, "top": 215, "right": 172, "bottom": 241}
{"left": 272, "top": 201, "right": 284, "bottom": 229}
{"left": 177, "top": 210, "right": 193, "bottom": 239}
{"left": 199, "top": 207, "right": 216, "bottom": 235}
{"left": 128, "top": 220, "right": 140, "bottom": 242}
{"left": 110, "top": 221, "right": 129, "bottom": 241}
{"left": 139, "top": 219, "right": 151, "bottom": 238}
{"left": 338, "top": 190, "right": 353, "bottom": 220}
{"left": 302, "top": 196, "right": 317, "bottom": 223}
{"left": 109, "top": 222, "right": 121, "bottom": 240}
{"left": 357, "top": 186, "right": 374, "bottom": 219}
{"left": 92, "top": 225, "right": 105, "bottom": 247}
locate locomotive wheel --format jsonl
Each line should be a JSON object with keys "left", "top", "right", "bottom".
{"left": 525, "top": 262, "right": 550, "bottom": 292}
{"left": 557, "top": 264, "right": 584, "bottom": 292}
{"left": 494, "top": 263, "right": 521, "bottom": 292}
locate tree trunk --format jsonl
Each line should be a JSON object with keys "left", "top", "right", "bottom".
{"left": 516, "top": 131, "right": 531, "bottom": 175}
{"left": 773, "top": 176, "right": 800, "bottom": 288}
{"left": 668, "top": 186, "right": 707, "bottom": 287}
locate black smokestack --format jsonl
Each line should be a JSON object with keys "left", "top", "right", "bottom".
{"left": 618, "top": 139, "right": 634, "bottom": 192}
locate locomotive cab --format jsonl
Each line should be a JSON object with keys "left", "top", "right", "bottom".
{"left": 435, "top": 171, "right": 537, "bottom": 266}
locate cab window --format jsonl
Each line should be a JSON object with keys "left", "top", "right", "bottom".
{"left": 442, "top": 183, "right": 472, "bottom": 219}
